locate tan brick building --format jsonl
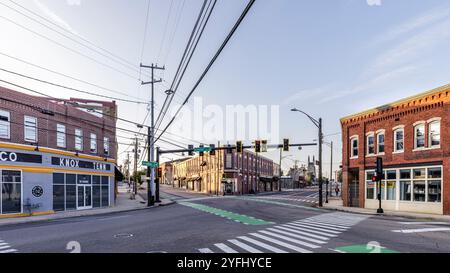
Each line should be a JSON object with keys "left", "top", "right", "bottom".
{"left": 341, "top": 84, "right": 450, "bottom": 215}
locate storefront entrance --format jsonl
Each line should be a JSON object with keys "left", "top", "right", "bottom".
{"left": 77, "top": 185, "right": 92, "bottom": 210}
{"left": 348, "top": 169, "right": 360, "bottom": 207}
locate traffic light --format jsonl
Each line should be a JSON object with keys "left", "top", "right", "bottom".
{"left": 210, "top": 144, "right": 216, "bottom": 156}
{"left": 283, "top": 139, "right": 289, "bottom": 152}
{"left": 236, "top": 141, "right": 243, "bottom": 153}
{"left": 188, "top": 145, "right": 194, "bottom": 156}
{"left": 255, "top": 140, "right": 261, "bottom": 153}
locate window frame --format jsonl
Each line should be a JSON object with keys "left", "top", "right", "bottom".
{"left": 75, "top": 129, "right": 83, "bottom": 151}
{"left": 350, "top": 135, "right": 359, "bottom": 159}
{"left": 366, "top": 133, "right": 375, "bottom": 156}
{"left": 376, "top": 130, "right": 385, "bottom": 155}
{"left": 0, "top": 109, "right": 11, "bottom": 139}
{"left": 393, "top": 126, "right": 405, "bottom": 154}
{"left": 57, "top": 124, "right": 66, "bottom": 148}
{"left": 24, "top": 116, "right": 38, "bottom": 143}
{"left": 428, "top": 119, "right": 441, "bottom": 149}
{"left": 0, "top": 169, "right": 23, "bottom": 214}
{"left": 103, "top": 137, "right": 109, "bottom": 156}
{"left": 413, "top": 122, "right": 426, "bottom": 150}
{"left": 90, "top": 133, "right": 97, "bottom": 154}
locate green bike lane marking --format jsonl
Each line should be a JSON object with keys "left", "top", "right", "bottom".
{"left": 334, "top": 245, "right": 399, "bottom": 253}
{"left": 232, "top": 196, "right": 323, "bottom": 211}
{"left": 179, "top": 202, "right": 274, "bottom": 225}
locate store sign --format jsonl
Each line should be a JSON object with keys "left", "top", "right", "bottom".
{"left": 52, "top": 157, "right": 111, "bottom": 171}
{"left": 32, "top": 186, "right": 44, "bottom": 198}
{"left": 0, "top": 150, "right": 42, "bottom": 163}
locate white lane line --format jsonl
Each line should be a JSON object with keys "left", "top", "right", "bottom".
{"left": 0, "top": 245, "right": 12, "bottom": 250}
{"left": 266, "top": 228, "right": 327, "bottom": 244}
{"left": 281, "top": 225, "right": 336, "bottom": 239}
{"left": 392, "top": 228, "right": 450, "bottom": 234}
{"left": 238, "top": 236, "right": 288, "bottom": 253}
{"left": 290, "top": 223, "right": 342, "bottom": 234}
{"left": 305, "top": 218, "right": 357, "bottom": 226}
{"left": 285, "top": 223, "right": 341, "bottom": 237}
{"left": 214, "top": 243, "right": 238, "bottom": 253}
{"left": 294, "top": 222, "right": 347, "bottom": 232}
{"left": 0, "top": 243, "right": 9, "bottom": 246}
{"left": 0, "top": 249, "right": 17, "bottom": 253}
{"left": 399, "top": 222, "right": 450, "bottom": 225}
{"left": 258, "top": 230, "right": 320, "bottom": 249}
{"left": 228, "top": 239, "right": 263, "bottom": 253}
{"left": 249, "top": 233, "right": 313, "bottom": 253}
{"left": 199, "top": 248, "right": 214, "bottom": 253}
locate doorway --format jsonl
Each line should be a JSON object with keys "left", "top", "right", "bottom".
{"left": 77, "top": 185, "right": 92, "bottom": 210}
{"left": 348, "top": 169, "right": 360, "bottom": 208}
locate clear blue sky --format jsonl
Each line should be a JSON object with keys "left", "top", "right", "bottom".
{"left": 1, "top": 0, "right": 450, "bottom": 176}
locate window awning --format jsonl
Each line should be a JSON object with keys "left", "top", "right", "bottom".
{"left": 115, "top": 166, "right": 124, "bottom": 181}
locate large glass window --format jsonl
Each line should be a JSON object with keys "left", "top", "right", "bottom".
{"left": 350, "top": 137, "right": 358, "bottom": 158}
{"left": 1, "top": 170, "right": 22, "bottom": 214}
{"left": 394, "top": 129, "right": 404, "bottom": 152}
{"left": 57, "top": 124, "right": 66, "bottom": 148}
{"left": 429, "top": 121, "right": 440, "bottom": 148}
{"left": 377, "top": 133, "right": 385, "bottom": 154}
{"left": 367, "top": 135, "right": 375, "bottom": 155}
{"left": 428, "top": 167, "right": 442, "bottom": 203}
{"left": 385, "top": 170, "right": 396, "bottom": 200}
{"left": 414, "top": 123, "right": 425, "bottom": 149}
{"left": 53, "top": 173, "right": 65, "bottom": 211}
{"left": 0, "top": 109, "right": 11, "bottom": 139}
{"left": 400, "top": 169, "right": 412, "bottom": 201}
{"left": 24, "top": 116, "right": 37, "bottom": 143}
{"left": 93, "top": 176, "right": 101, "bottom": 208}
{"left": 75, "top": 129, "right": 83, "bottom": 151}
{"left": 104, "top": 137, "right": 109, "bottom": 156}
{"left": 66, "top": 174, "right": 77, "bottom": 210}
{"left": 413, "top": 181, "right": 426, "bottom": 202}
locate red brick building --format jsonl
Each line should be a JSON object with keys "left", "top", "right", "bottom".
{"left": 341, "top": 84, "right": 450, "bottom": 215}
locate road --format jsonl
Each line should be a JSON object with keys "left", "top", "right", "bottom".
{"left": 1, "top": 186, "right": 450, "bottom": 253}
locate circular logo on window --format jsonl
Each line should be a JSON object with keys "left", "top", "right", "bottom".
{"left": 32, "top": 186, "right": 44, "bottom": 198}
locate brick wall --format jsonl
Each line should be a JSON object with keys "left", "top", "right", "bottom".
{"left": 0, "top": 86, "right": 117, "bottom": 159}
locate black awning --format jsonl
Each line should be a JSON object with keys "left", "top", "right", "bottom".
{"left": 115, "top": 166, "right": 124, "bottom": 181}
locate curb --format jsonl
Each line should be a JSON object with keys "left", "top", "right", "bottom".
{"left": 321, "top": 206, "right": 450, "bottom": 222}
{"left": 0, "top": 200, "right": 176, "bottom": 228}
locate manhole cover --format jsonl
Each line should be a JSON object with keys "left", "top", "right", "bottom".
{"left": 114, "top": 233, "right": 134, "bottom": 239}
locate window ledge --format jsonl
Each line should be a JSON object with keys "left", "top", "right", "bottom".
{"left": 366, "top": 154, "right": 377, "bottom": 158}
{"left": 413, "top": 146, "right": 441, "bottom": 152}
{"left": 350, "top": 156, "right": 359, "bottom": 160}
{"left": 377, "top": 153, "right": 386, "bottom": 156}
{"left": 392, "top": 151, "right": 404, "bottom": 154}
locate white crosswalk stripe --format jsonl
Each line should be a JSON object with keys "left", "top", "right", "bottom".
{"left": 0, "top": 238, "right": 18, "bottom": 254}
{"left": 197, "top": 212, "right": 370, "bottom": 253}
{"left": 228, "top": 239, "right": 263, "bottom": 253}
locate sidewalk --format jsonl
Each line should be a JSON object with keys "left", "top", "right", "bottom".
{"left": 0, "top": 185, "right": 175, "bottom": 227}
{"left": 323, "top": 198, "right": 450, "bottom": 222}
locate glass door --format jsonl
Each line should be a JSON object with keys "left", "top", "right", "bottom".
{"left": 77, "top": 185, "right": 93, "bottom": 210}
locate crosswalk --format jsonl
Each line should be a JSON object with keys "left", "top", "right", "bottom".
{"left": 253, "top": 195, "right": 319, "bottom": 204}
{"left": 197, "top": 212, "right": 370, "bottom": 253}
{"left": 0, "top": 239, "right": 18, "bottom": 253}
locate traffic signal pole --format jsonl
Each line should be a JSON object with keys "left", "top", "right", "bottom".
{"left": 318, "top": 118, "right": 323, "bottom": 207}
{"left": 156, "top": 147, "right": 161, "bottom": 203}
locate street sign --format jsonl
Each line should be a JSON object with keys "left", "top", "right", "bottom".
{"left": 194, "top": 147, "right": 211, "bottom": 153}
{"left": 142, "top": 161, "right": 159, "bottom": 168}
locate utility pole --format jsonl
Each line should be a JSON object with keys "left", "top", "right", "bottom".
{"left": 279, "top": 148, "right": 282, "bottom": 192}
{"left": 140, "top": 63, "right": 165, "bottom": 207}
{"left": 126, "top": 152, "right": 131, "bottom": 193}
{"left": 318, "top": 118, "right": 323, "bottom": 207}
{"left": 156, "top": 147, "right": 160, "bottom": 202}
{"left": 133, "top": 137, "right": 138, "bottom": 196}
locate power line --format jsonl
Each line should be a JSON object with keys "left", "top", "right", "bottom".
{"left": 139, "top": 0, "right": 152, "bottom": 81}
{"left": 1, "top": 1, "right": 150, "bottom": 78}
{"left": 160, "top": 0, "right": 187, "bottom": 66}
{"left": 156, "top": 0, "right": 175, "bottom": 64}
{"left": 155, "top": 0, "right": 217, "bottom": 131}
{"left": 0, "top": 14, "right": 140, "bottom": 80}
{"left": 155, "top": 0, "right": 257, "bottom": 144}
{"left": 0, "top": 51, "right": 145, "bottom": 101}
{"left": 0, "top": 67, "right": 149, "bottom": 105}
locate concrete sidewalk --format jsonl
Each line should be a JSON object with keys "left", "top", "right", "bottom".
{"left": 0, "top": 185, "right": 175, "bottom": 227}
{"left": 323, "top": 198, "right": 450, "bottom": 222}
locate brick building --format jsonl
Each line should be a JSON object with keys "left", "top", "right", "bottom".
{"left": 170, "top": 149, "right": 279, "bottom": 195}
{"left": 0, "top": 86, "right": 118, "bottom": 217}
{"left": 341, "top": 84, "right": 450, "bottom": 215}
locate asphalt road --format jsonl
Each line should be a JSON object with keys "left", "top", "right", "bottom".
{"left": 1, "top": 186, "right": 450, "bottom": 253}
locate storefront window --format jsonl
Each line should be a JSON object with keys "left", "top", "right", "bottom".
{"left": 93, "top": 176, "right": 101, "bottom": 208}
{"left": 400, "top": 181, "right": 411, "bottom": 201}
{"left": 53, "top": 173, "right": 65, "bottom": 211}
{"left": 66, "top": 174, "right": 77, "bottom": 210}
{"left": 413, "top": 169, "right": 426, "bottom": 179}
{"left": 380, "top": 181, "right": 386, "bottom": 200}
{"left": 413, "top": 181, "right": 426, "bottom": 202}
{"left": 366, "top": 181, "right": 375, "bottom": 199}
{"left": 1, "top": 170, "right": 22, "bottom": 214}
{"left": 428, "top": 181, "right": 441, "bottom": 203}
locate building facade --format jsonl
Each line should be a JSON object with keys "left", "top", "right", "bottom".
{"left": 170, "top": 149, "right": 279, "bottom": 195}
{"left": 341, "top": 84, "right": 450, "bottom": 215}
{"left": 0, "top": 86, "right": 117, "bottom": 217}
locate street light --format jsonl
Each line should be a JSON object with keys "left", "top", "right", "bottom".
{"left": 291, "top": 108, "right": 323, "bottom": 207}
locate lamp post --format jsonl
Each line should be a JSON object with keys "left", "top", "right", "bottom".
{"left": 291, "top": 108, "right": 323, "bottom": 207}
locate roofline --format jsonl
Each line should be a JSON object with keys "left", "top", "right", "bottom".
{"left": 340, "top": 83, "right": 450, "bottom": 123}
